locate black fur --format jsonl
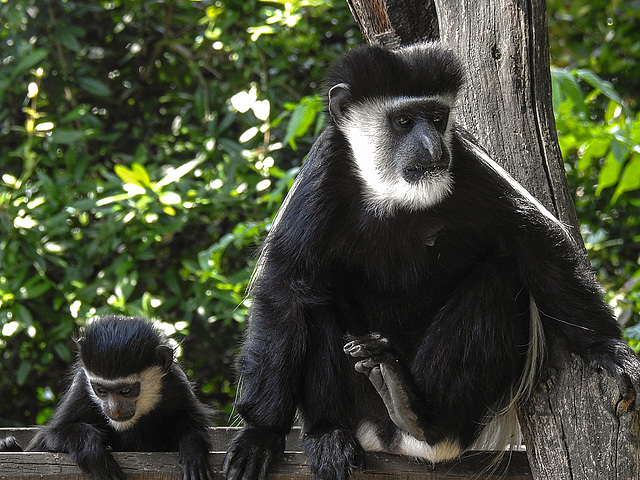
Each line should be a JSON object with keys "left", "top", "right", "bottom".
{"left": 224, "top": 43, "right": 639, "bottom": 480}
{"left": 324, "top": 43, "right": 464, "bottom": 102}
{"left": 79, "top": 315, "right": 169, "bottom": 378}
{"left": 0, "top": 315, "right": 214, "bottom": 480}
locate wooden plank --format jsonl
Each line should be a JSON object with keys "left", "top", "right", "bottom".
{"left": 0, "top": 451, "right": 531, "bottom": 479}
{"left": 0, "top": 427, "right": 531, "bottom": 479}
{"left": 0, "top": 427, "right": 303, "bottom": 453}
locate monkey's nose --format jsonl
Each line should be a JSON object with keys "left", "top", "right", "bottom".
{"left": 108, "top": 409, "right": 135, "bottom": 422}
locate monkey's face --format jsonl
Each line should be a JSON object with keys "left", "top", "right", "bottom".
{"left": 85, "top": 366, "right": 165, "bottom": 431}
{"left": 90, "top": 380, "right": 140, "bottom": 422}
{"left": 337, "top": 95, "right": 456, "bottom": 217}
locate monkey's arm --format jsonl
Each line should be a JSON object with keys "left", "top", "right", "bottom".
{"left": 517, "top": 226, "right": 640, "bottom": 406}
{"left": 223, "top": 286, "right": 309, "bottom": 480}
{"left": 225, "top": 130, "right": 354, "bottom": 480}
{"left": 176, "top": 421, "right": 214, "bottom": 480}
{"left": 169, "top": 370, "right": 215, "bottom": 480}
{"left": 458, "top": 133, "right": 640, "bottom": 408}
{"left": 27, "top": 371, "right": 126, "bottom": 480}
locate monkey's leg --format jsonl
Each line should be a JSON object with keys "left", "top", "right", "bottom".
{"left": 344, "top": 333, "right": 425, "bottom": 441}
{"left": 224, "top": 298, "right": 308, "bottom": 480}
{"left": 346, "top": 258, "right": 530, "bottom": 451}
{"left": 299, "top": 312, "right": 364, "bottom": 480}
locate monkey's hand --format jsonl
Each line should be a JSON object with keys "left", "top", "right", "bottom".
{"left": 344, "top": 333, "right": 426, "bottom": 441}
{"left": 583, "top": 338, "right": 640, "bottom": 410}
{"left": 223, "top": 427, "right": 284, "bottom": 480}
{"left": 301, "top": 429, "right": 363, "bottom": 480}
{"left": 179, "top": 446, "right": 214, "bottom": 480}
{"left": 74, "top": 449, "right": 126, "bottom": 480}
{"left": 0, "top": 436, "right": 23, "bottom": 452}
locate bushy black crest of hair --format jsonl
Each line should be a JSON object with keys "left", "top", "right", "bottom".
{"left": 324, "top": 42, "right": 464, "bottom": 103}
{"left": 78, "top": 315, "right": 170, "bottom": 378}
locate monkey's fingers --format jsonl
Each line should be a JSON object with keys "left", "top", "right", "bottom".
{"left": 76, "top": 451, "right": 126, "bottom": 480}
{"left": 585, "top": 339, "right": 640, "bottom": 410}
{"left": 301, "top": 429, "right": 364, "bottom": 480}
{"left": 203, "top": 462, "right": 215, "bottom": 480}
{"left": 181, "top": 458, "right": 214, "bottom": 480}
{"left": 0, "top": 436, "right": 22, "bottom": 452}
{"left": 343, "top": 332, "right": 390, "bottom": 357}
{"left": 354, "top": 353, "right": 397, "bottom": 374}
{"left": 223, "top": 428, "right": 284, "bottom": 480}
{"left": 223, "top": 450, "right": 271, "bottom": 480}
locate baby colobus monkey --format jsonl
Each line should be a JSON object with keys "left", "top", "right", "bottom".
{"left": 224, "top": 41, "right": 640, "bottom": 480}
{"left": 0, "top": 315, "right": 214, "bottom": 480}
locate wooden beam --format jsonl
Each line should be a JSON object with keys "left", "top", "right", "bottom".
{"left": 0, "top": 427, "right": 531, "bottom": 479}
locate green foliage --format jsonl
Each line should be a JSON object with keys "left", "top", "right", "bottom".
{"left": 552, "top": 67, "right": 640, "bottom": 352}
{"left": 1, "top": 0, "right": 639, "bottom": 426}
{"left": 0, "top": 0, "right": 359, "bottom": 425}
{"left": 547, "top": 0, "right": 640, "bottom": 109}
{"left": 548, "top": 0, "right": 640, "bottom": 352}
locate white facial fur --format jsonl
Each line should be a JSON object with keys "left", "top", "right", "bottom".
{"left": 338, "top": 95, "right": 456, "bottom": 218}
{"left": 85, "top": 366, "right": 165, "bottom": 431}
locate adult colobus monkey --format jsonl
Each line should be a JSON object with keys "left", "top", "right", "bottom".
{"left": 224, "top": 42, "right": 639, "bottom": 480}
{"left": 0, "top": 315, "right": 214, "bottom": 480}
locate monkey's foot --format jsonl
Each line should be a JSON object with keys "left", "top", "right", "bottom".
{"left": 223, "top": 427, "right": 284, "bottom": 480}
{"left": 344, "top": 333, "right": 426, "bottom": 441}
{"left": 301, "top": 428, "right": 363, "bottom": 480}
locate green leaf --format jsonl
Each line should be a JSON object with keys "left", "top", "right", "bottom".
{"left": 11, "top": 49, "right": 49, "bottom": 78}
{"left": 596, "top": 141, "right": 627, "bottom": 195}
{"left": 576, "top": 69, "right": 625, "bottom": 106}
{"left": 16, "top": 361, "right": 31, "bottom": 386}
{"left": 156, "top": 158, "right": 203, "bottom": 189}
{"left": 54, "top": 342, "right": 73, "bottom": 363}
{"left": 12, "top": 303, "right": 34, "bottom": 325}
{"left": 115, "top": 272, "right": 138, "bottom": 303}
{"left": 114, "top": 162, "right": 151, "bottom": 188}
{"left": 50, "top": 129, "right": 85, "bottom": 144}
{"left": 55, "top": 28, "right": 81, "bottom": 52}
{"left": 551, "top": 68, "right": 587, "bottom": 116}
{"left": 612, "top": 155, "right": 640, "bottom": 203}
{"left": 78, "top": 77, "right": 112, "bottom": 97}
{"left": 284, "top": 103, "right": 307, "bottom": 149}
{"left": 17, "top": 276, "right": 51, "bottom": 300}
{"left": 578, "top": 137, "right": 609, "bottom": 171}
{"left": 131, "top": 163, "right": 151, "bottom": 188}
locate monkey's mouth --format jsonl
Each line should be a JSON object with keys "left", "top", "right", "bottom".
{"left": 402, "top": 163, "right": 448, "bottom": 182}
{"left": 108, "top": 412, "right": 135, "bottom": 422}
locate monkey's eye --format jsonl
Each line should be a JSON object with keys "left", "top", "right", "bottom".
{"left": 393, "top": 115, "right": 414, "bottom": 129}
{"left": 430, "top": 110, "right": 449, "bottom": 131}
{"left": 92, "top": 385, "right": 108, "bottom": 397}
{"left": 119, "top": 387, "right": 133, "bottom": 397}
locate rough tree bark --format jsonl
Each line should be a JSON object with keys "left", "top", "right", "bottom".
{"left": 343, "top": 1, "right": 640, "bottom": 479}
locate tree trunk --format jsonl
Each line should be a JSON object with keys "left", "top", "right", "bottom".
{"left": 343, "top": 0, "right": 640, "bottom": 478}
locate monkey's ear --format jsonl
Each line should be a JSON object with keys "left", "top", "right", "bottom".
{"left": 328, "top": 83, "right": 351, "bottom": 123}
{"left": 156, "top": 345, "right": 174, "bottom": 372}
